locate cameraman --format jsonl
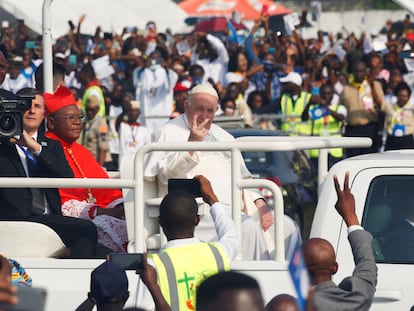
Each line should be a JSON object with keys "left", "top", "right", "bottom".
{"left": 0, "top": 83, "right": 98, "bottom": 258}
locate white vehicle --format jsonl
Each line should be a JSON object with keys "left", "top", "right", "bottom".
{"left": 1, "top": 1, "right": 411, "bottom": 310}
{"left": 4, "top": 137, "right": 414, "bottom": 311}
{"left": 310, "top": 150, "right": 414, "bottom": 311}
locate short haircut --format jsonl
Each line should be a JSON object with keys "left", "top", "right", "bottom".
{"left": 189, "top": 64, "right": 204, "bottom": 76}
{"left": 393, "top": 81, "right": 412, "bottom": 98}
{"left": 159, "top": 190, "right": 198, "bottom": 231}
{"left": 34, "top": 62, "right": 66, "bottom": 93}
{"left": 79, "top": 63, "right": 96, "bottom": 78}
{"left": 246, "top": 90, "right": 268, "bottom": 108}
{"left": 196, "top": 271, "right": 262, "bottom": 310}
{"left": 319, "top": 83, "right": 333, "bottom": 94}
{"left": 16, "top": 87, "right": 42, "bottom": 97}
{"left": 352, "top": 60, "right": 366, "bottom": 72}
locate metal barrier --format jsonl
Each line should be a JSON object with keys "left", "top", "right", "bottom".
{"left": 133, "top": 137, "right": 372, "bottom": 260}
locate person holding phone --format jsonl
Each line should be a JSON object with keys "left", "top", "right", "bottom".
{"left": 339, "top": 61, "right": 384, "bottom": 157}
{"left": 302, "top": 172, "right": 377, "bottom": 311}
{"left": 138, "top": 175, "right": 239, "bottom": 311}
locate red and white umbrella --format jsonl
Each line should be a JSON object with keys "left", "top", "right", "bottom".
{"left": 179, "top": 0, "right": 261, "bottom": 20}
{"left": 193, "top": 17, "right": 248, "bottom": 32}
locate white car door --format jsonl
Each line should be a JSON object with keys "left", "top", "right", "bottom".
{"left": 335, "top": 167, "right": 414, "bottom": 311}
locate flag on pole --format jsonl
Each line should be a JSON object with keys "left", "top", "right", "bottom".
{"left": 311, "top": 1, "right": 322, "bottom": 21}
{"left": 227, "top": 18, "right": 241, "bottom": 45}
{"left": 288, "top": 235, "right": 310, "bottom": 311}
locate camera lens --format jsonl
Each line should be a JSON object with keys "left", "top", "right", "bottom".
{"left": 0, "top": 115, "right": 15, "bottom": 130}
{"left": 0, "top": 113, "right": 19, "bottom": 137}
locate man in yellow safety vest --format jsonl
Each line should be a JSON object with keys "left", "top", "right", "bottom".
{"left": 302, "top": 83, "right": 346, "bottom": 169}
{"left": 147, "top": 175, "right": 239, "bottom": 311}
{"left": 278, "top": 72, "right": 314, "bottom": 136}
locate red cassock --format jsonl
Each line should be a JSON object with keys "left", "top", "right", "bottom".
{"left": 45, "top": 131, "right": 123, "bottom": 207}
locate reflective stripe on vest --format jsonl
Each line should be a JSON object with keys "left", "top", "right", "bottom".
{"left": 281, "top": 92, "right": 312, "bottom": 135}
{"left": 150, "top": 242, "right": 229, "bottom": 311}
{"left": 309, "top": 103, "right": 343, "bottom": 158}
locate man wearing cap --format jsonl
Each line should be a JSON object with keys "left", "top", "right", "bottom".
{"left": 145, "top": 83, "right": 301, "bottom": 260}
{"left": 78, "top": 258, "right": 170, "bottom": 311}
{"left": 278, "top": 71, "right": 313, "bottom": 136}
{"left": 170, "top": 80, "right": 191, "bottom": 119}
{"left": 77, "top": 63, "right": 106, "bottom": 118}
{"left": 118, "top": 99, "right": 150, "bottom": 165}
{"left": 44, "top": 85, "right": 128, "bottom": 253}
{"left": 76, "top": 261, "right": 130, "bottom": 311}
{"left": 0, "top": 85, "right": 98, "bottom": 258}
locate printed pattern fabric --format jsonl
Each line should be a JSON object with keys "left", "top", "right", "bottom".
{"left": 62, "top": 199, "right": 128, "bottom": 252}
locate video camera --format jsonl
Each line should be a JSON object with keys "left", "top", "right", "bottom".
{"left": 0, "top": 90, "right": 32, "bottom": 139}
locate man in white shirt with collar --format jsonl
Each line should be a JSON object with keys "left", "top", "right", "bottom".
{"left": 146, "top": 175, "right": 238, "bottom": 311}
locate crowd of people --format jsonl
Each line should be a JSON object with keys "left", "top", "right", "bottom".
{"left": 1, "top": 7, "right": 411, "bottom": 311}
{"left": 1, "top": 13, "right": 414, "bottom": 171}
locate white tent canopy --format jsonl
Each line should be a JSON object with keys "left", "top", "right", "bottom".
{"left": 2, "top": 0, "right": 189, "bottom": 39}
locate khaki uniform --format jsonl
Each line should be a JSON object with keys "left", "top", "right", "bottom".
{"left": 340, "top": 81, "right": 384, "bottom": 126}
{"left": 78, "top": 116, "right": 111, "bottom": 163}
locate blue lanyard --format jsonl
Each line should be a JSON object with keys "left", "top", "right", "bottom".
{"left": 18, "top": 144, "right": 38, "bottom": 171}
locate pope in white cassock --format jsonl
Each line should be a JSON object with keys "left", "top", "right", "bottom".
{"left": 144, "top": 83, "right": 301, "bottom": 260}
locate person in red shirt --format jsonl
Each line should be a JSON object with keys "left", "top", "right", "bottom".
{"left": 44, "top": 85, "right": 128, "bottom": 252}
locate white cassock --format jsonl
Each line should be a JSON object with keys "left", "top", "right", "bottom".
{"left": 135, "top": 66, "right": 178, "bottom": 135}
{"left": 144, "top": 114, "right": 301, "bottom": 260}
{"left": 118, "top": 121, "right": 150, "bottom": 165}
{"left": 107, "top": 105, "right": 123, "bottom": 158}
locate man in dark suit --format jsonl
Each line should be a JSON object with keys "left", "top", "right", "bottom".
{"left": 302, "top": 172, "right": 378, "bottom": 311}
{"left": 0, "top": 85, "right": 98, "bottom": 258}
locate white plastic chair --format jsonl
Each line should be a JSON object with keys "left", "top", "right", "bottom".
{"left": 0, "top": 221, "right": 67, "bottom": 257}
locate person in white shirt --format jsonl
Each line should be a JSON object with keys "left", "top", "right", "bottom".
{"left": 191, "top": 33, "right": 229, "bottom": 92}
{"left": 118, "top": 99, "right": 150, "bottom": 165}
{"left": 134, "top": 50, "right": 178, "bottom": 135}
{"left": 137, "top": 175, "right": 238, "bottom": 311}
{"left": 144, "top": 84, "right": 301, "bottom": 260}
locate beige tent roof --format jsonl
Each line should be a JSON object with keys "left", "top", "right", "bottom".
{"left": 2, "top": 0, "right": 189, "bottom": 38}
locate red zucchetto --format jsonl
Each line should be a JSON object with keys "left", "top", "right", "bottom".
{"left": 44, "top": 85, "right": 77, "bottom": 117}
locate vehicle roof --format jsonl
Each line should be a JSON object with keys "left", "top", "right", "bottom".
{"left": 330, "top": 150, "right": 414, "bottom": 174}
{"left": 338, "top": 150, "right": 414, "bottom": 162}
{"left": 226, "top": 128, "right": 288, "bottom": 137}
